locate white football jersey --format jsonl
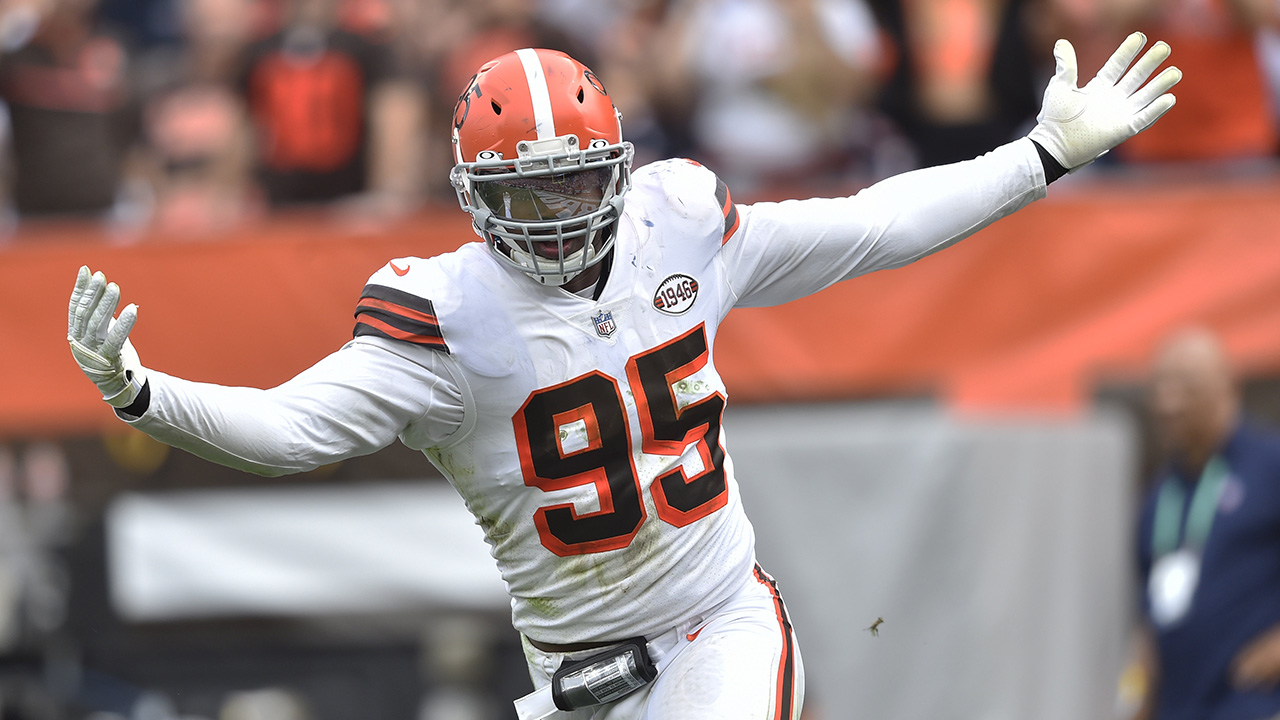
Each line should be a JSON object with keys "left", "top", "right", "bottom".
{"left": 124, "top": 140, "right": 1046, "bottom": 645}
{"left": 360, "top": 159, "right": 760, "bottom": 644}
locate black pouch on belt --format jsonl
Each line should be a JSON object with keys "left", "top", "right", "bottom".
{"left": 551, "top": 637, "right": 658, "bottom": 711}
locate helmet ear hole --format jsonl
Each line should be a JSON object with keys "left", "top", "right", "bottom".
{"left": 492, "top": 100, "right": 502, "bottom": 115}
{"left": 577, "top": 87, "right": 585, "bottom": 103}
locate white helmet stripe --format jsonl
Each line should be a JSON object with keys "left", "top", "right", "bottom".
{"left": 516, "top": 48, "right": 556, "bottom": 140}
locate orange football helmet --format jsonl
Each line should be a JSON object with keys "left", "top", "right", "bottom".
{"left": 450, "top": 48, "right": 634, "bottom": 286}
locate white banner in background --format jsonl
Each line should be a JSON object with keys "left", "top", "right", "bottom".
{"left": 106, "top": 481, "right": 509, "bottom": 620}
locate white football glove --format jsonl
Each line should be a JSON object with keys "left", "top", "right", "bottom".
{"left": 67, "top": 266, "right": 148, "bottom": 409}
{"left": 1028, "top": 32, "right": 1182, "bottom": 171}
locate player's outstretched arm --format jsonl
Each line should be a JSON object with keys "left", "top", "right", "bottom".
{"left": 1028, "top": 32, "right": 1181, "bottom": 172}
{"left": 721, "top": 34, "right": 1181, "bottom": 309}
{"left": 65, "top": 267, "right": 465, "bottom": 477}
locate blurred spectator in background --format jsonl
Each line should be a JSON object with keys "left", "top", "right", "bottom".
{"left": 133, "top": 0, "right": 257, "bottom": 234}
{"left": 868, "top": 0, "right": 1046, "bottom": 168}
{"left": 396, "top": 0, "right": 591, "bottom": 198}
{"left": 0, "top": 445, "right": 19, "bottom": 652}
{"left": 535, "top": 0, "right": 624, "bottom": 52}
{"left": 658, "top": 0, "right": 883, "bottom": 192}
{"left": 238, "top": 0, "right": 422, "bottom": 213}
{"left": 0, "top": 439, "right": 74, "bottom": 701}
{"left": 1048, "top": 0, "right": 1278, "bottom": 163}
{"left": 588, "top": 0, "right": 690, "bottom": 168}
{"left": 430, "top": 0, "right": 593, "bottom": 93}
{"left": 97, "top": 0, "right": 183, "bottom": 49}
{"left": 0, "top": 0, "right": 139, "bottom": 219}
{"left": 1259, "top": 26, "right": 1280, "bottom": 124}
{"left": 1131, "top": 328, "right": 1280, "bottom": 720}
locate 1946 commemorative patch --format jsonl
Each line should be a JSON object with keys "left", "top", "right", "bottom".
{"left": 653, "top": 274, "right": 699, "bottom": 315}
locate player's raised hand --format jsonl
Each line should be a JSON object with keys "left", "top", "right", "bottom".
{"left": 1029, "top": 32, "right": 1182, "bottom": 171}
{"left": 68, "top": 266, "right": 147, "bottom": 408}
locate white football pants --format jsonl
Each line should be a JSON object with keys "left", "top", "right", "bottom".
{"left": 520, "top": 565, "right": 804, "bottom": 719}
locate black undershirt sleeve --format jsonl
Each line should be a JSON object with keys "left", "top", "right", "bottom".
{"left": 1032, "top": 140, "right": 1070, "bottom": 184}
{"left": 114, "top": 375, "right": 151, "bottom": 420}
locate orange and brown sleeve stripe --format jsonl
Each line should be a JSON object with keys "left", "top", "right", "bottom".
{"left": 715, "top": 177, "right": 741, "bottom": 245}
{"left": 353, "top": 284, "right": 448, "bottom": 352}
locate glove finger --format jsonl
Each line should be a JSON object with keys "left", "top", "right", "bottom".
{"left": 101, "top": 303, "right": 136, "bottom": 359}
{"left": 1129, "top": 66, "right": 1182, "bottom": 112}
{"left": 1117, "top": 41, "right": 1171, "bottom": 97}
{"left": 1131, "top": 94, "right": 1177, "bottom": 134}
{"left": 72, "top": 271, "right": 107, "bottom": 341}
{"left": 1052, "top": 38, "right": 1078, "bottom": 88}
{"left": 68, "top": 266, "right": 91, "bottom": 334}
{"left": 1096, "top": 31, "right": 1146, "bottom": 86}
{"left": 88, "top": 282, "right": 121, "bottom": 346}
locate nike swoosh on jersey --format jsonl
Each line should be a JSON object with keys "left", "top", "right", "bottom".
{"left": 353, "top": 284, "right": 448, "bottom": 351}
{"left": 390, "top": 261, "right": 410, "bottom": 276}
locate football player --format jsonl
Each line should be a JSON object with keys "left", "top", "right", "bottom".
{"left": 68, "top": 36, "right": 1180, "bottom": 719}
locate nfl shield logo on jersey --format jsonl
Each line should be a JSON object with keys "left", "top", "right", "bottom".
{"left": 593, "top": 310, "right": 617, "bottom": 338}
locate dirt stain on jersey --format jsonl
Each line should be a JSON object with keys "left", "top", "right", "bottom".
{"left": 527, "top": 596, "right": 558, "bottom": 618}
{"left": 624, "top": 522, "right": 662, "bottom": 579}
{"left": 553, "top": 551, "right": 622, "bottom": 603}
{"left": 474, "top": 507, "right": 514, "bottom": 544}
{"left": 423, "top": 447, "right": 476, "bottom": 486}
{"left": 673, "top": 379, "right": 714, "bottom": 411}
{"left": 461, "top": 494, "right": 514, "bottom": 546}
{"left": 557, "top": 553, "right": 602, "bottom": 587}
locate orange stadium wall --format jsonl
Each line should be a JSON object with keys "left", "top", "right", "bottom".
{"left": 4, "top": 175, "right": 1280, "bottom": 439}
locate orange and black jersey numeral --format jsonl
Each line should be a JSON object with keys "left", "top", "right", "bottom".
{"left": 353, "top": 284, "right": 448, "bottom": 352}
{"left": 715, "top": 177, "right": 740, "bottom": 245}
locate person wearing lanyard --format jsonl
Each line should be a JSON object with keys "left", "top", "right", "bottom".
{"left": 1132, "top": 328, "right": 1280, "bottom": 720}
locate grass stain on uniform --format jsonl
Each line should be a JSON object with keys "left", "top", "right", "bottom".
{"left": 558, "top": 553, "right": 598, "bottom": 585}
{"left": 527, "top": 596, "right": 558, "bottom": 618}
{"left": 463, "top": 495, "right": 514, "bottom": 545}
{"left": 624, "top": 520, "right": 663, "bottom": 581}
{"left": 423, "top": 447, "right": 476, "bottom": 486}
{"left": 475, "top": 508, "right": 515, "bottom": 544}
{"left": 673, "top": 379, "right": 711, "bottom": 395}
{"left": 672, "top": 379, "right": 713, "bottom": 410}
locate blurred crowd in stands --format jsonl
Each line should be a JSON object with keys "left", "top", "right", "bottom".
{"left": 0, "top": 0, "right": 1276, "bottom": 236}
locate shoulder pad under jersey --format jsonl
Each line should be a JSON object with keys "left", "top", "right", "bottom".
{"left": 631, "top": 158, "right": 740, "bottom": 246}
